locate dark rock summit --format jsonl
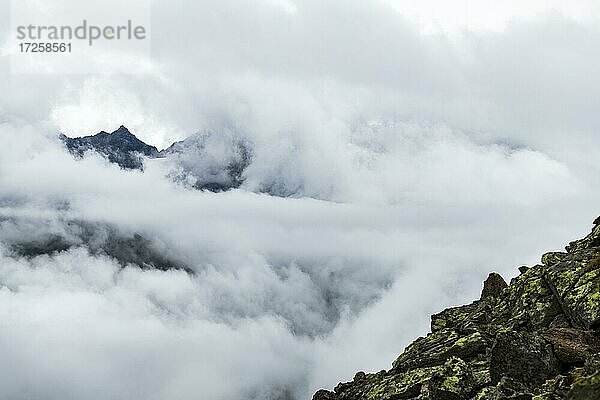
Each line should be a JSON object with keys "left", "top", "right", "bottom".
{"left": 60, "top": 125, "right": 159, "bottom": 170}
{"left": 313, "top": 217, "right": 600, "bottom": 400}
{"left": 481, "top": 272, "right": 508, "bottom": 299}
{"left": 60, "top": 126, "right": 253, "bottom": 191}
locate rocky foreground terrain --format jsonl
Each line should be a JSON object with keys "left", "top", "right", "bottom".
{"left": 314, "top": 218, "right": 600, "bottom": 399}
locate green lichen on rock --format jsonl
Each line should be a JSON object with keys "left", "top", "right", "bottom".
{"left": 541, "top": 251, "right": 568, "bottom": 267}
{"left": 566, "top": 370, "right": 600, "bottom": 399}
{"left": 312, "top": 216, "right": 600, "bottom": 400}
{"left": 493, "top": 265, "right": 562, "bottom": 330}
{"left": 545, "top": 250, "right": 600, "bottom": 330}
{"left": 327, "top": 358, "right": 476, "bottom": 400}
{"left": 431, "top": 300, "right": 493, "bottom": 333}
{"left": 490, "top": 330, "right": 561, "bottom": 388}
{"left": 392, "top": 329, "right": 488, "bottom": 372}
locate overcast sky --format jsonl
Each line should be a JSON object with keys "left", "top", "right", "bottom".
{"left": 1, "top": 1, "right": 600, "bottom": 399}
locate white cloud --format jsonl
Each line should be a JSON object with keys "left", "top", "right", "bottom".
{"left": 0, "top": 1, "right": 600, "bottom": 399}
{"left": 385, "top": 0, "right": 598, "bottom": 35}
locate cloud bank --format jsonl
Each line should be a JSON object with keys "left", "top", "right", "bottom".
{"left": 1, "top": 1, "right": 600, "bottom": 399}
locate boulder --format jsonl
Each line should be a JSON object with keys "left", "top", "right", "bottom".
{"left": 481, "top": 273, "right": 508, "bottom": 300}
{"left": 544, "top": 251, "right": 600, "bottom": 330}
{"left": 541, "top": 328, "right": 600, "bottom": 364}
{"left": 392, "top": 329, "right": 488, "bottom": 371}
{"left": 490, "top": 330, "right": 561, "bottom": 388}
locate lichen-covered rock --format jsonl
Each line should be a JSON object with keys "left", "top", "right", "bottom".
{"left": 584, "top": 353, "right": 600, "bottom": 375}
{"left": 549, "top": 314, "right": 571, "bottom": 329}
{"left": 564, "top": 219, "right": 600, "bottom": 253}
{"left": 542, "top": 252, "right": 568, "bottom": 267}
{"left": 490, "top": 330, "right": 561, "bottom": 388}
{"left": 472, "top": 378, "right": 533, "bottom": 400}
{"left": 317, "top": 358, "right": 477, "bottom": 400}
{"left": 532, "top": 374, "right": 572, "bottom": 400}
{"left": 392, "top": 329, "right": 488, "bottom": 371}
{"left": 431, "top": 300, "right": 494, "bottom": 333}
{"left": 544, "top": 251, "right": 600, "bottom": 330}
{"left": 541, "top": 328, "right": 600, "bottom": 364}
{"left": 312, "top": 217, "right": 600, "bottom": 400}
{"left": 313, "top": 390, "right": 337, "bottom": 400}
{"left": 566, "top": 371, "right": 600, "bottom": 399}
{"left": 493, "top": 265, "right": 562, "bottom": 330}
{"left": 481, "top": 273, "right": 508, "bottom": 300}
{"left": 418, "top": 358, "right": 477, "bottom": 399}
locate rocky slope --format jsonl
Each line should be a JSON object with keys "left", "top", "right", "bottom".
{"left": 314, "top": 218, "right": 600, "bottom": 400}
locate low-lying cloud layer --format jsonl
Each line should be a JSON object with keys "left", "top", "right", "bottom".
{"left": 1, "top": 1, "right": 600, "bottom": 399}
{"left": 0, "top": 121, "right": 596, "bottom": 399}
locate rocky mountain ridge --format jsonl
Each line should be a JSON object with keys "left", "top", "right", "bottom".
{"left": 60, "top": 125, "right": 160, "bottom": 170}
{"left": 313, "top": 217, "right": 600, "bottom": 399}
{"left": 60, "top": 126, "right": 249, "bottom": 192}
{"left": 0, "top": 216, "right": 190, "bottom": 273}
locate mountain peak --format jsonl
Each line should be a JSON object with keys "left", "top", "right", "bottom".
{"left": 59, "top": 126, "right": 254, "bottom": 193}
{"left": 60, "top": 126, "right": 159, "bottom": 170}
{"left": 113, "top": 125, "right": 131, "bottom": 134}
